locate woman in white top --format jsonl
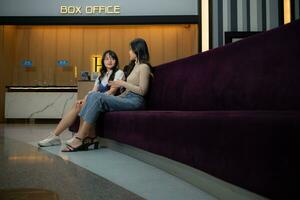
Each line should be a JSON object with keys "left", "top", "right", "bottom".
{"left": 38, "top": 50, "right": 124, "bottom": 147}
{"left": 92, "top": 51, "right": 125, "bottom": 95}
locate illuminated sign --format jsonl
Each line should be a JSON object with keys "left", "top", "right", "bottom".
{"left": 0, "top": 0, "right": 197, "bottom": 17}
{"left": 60, "top": 5, "right": 121, "bottom": 15}
{"left": 22, "top": 60, "right": 33, "bottom": 68}
{"left": 57, "top": 60, "right": 70, "bottom": 67}
{"left": 92, "top": 55, "right": 102, "bottom": 72}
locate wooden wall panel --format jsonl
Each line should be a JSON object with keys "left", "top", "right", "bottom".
{"left": 182, "top": 25, "right": 198, "bottom": 58}
{"left": 1, "top": 26, "right": 16, "bottom": 121}
{"left": 29, "top": 26, "right": 44, "bottom": 85}
{"left": 163, "top": 26, "right": 178, "bottom": 63}
{"left": 110, "top": 27, "right": 125, "bottom": 69}
{"left": 3, "top": 26, "right": 16, "bottom": 86}
{"left": 83, "top": 27, "right": 97, "bottom": 73}
{"left": 42, "top": 26, "right": 56, "bottom": 86}
{"left": 56, "top": 26, "right": 72, "bottom": 86}
{"left": 3, "top": 24, "right": 198, "bottom": 87}
{"left": 14, "top": 26, "right": 30, "bottom": 85}
{"left": 0, "top": 26, "right": 4, "bottom": 122}
{"left": 120, "top": 26, "right": 136, "bottom": 68}
{"left": 136, "top": 26, "right": 151, "bottom": 45}
{"left": 191, "top": 25, "right": 199, "bottom": 54}
{"left": 70, "top": 27, "right": 83, "bottom": 84}
{"left": 96, "top": 27, "right": 110, "bottom": 54}
{"left": 176, "top": 25, "right": 184, "bottom": 60}
{"left": 150, "top": 26, "right": 164, "bottom": 66}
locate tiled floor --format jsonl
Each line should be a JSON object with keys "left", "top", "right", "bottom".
{"left": 0, "top": 123, "right": 217, "bottom": 200}
{"left": 0, "top": 136, "right": 143, "bottom": 200}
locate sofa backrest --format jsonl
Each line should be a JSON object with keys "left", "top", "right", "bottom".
{"left": 147, "top": 20, "right": 300, "bottom": 111}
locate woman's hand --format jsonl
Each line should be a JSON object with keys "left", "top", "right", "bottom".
{"left": 77, "top": 99, "right": 85, "bottom": 105}
{"left": 75, "top": 99, "right": 85, "bottom": 113}
{"left": 108, "top": 80, "right": 124, "bottom": 87}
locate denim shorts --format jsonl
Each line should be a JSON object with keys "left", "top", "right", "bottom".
{"left": 79, "top": 92, "right": 145, "bottom": 125}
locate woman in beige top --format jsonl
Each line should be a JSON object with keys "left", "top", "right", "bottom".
{"left": 62, "top": 38, "right": 152, "bottom": 152}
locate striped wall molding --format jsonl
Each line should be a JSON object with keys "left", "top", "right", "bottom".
{"left": 292, "top": 0, "right": 300, "bottom": 20}
{"left": 211, "top": 0, "right": 300, "bottom": 48}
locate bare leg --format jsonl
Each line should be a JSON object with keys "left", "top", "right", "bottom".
{"left": 62, "top": 119, "right": 93, "bottom": 149}
{"left": 81, "top": 118, "right": 96, "bottom": 137}
{"left": 53, "top": 100, "right": 84, "bottom": 136}
{"left": 38, "top": 100, "right": 86, "bottom": 147}
{"left": 66, "top": 117, "right": 96, "bottom": 145}
{"left": 78, "top": 120, "right": 92, "bottom": 138}
{"left": 89, "top": 127, "right": 96, "bottom": 138}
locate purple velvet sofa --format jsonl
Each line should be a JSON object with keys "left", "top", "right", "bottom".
{"left": 72, "top": 20, "right": 300, "bottom": 199}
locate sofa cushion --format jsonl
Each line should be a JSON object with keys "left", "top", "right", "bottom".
{"left": 99, "top": 110, "right": 299, "bottom": 199}
{"left": 148, "top": 20, "right": 300, "bottom": 111}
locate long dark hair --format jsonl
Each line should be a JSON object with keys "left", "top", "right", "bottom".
{"left": 123, "top": 60, "right": 135, "bottom": 79}
{"left": 99, "top": 50, "right": 119, "bottom": 82}
{"left": 125, "top": 38, "right": 153, "bottom": 78}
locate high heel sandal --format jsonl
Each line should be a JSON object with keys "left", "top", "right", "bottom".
{"left": 61, "top": 136, "right": 100, "bottom": 152}
{"left": 83, "top": 136, "right": 100, "bottom": 150}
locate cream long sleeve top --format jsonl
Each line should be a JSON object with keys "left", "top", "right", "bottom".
{"left": 120, "top": 63, "right": 151, "bottom": 96}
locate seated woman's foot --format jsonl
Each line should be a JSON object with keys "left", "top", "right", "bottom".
{"left": 65, "top": 134, "right": 96, "bottom": 145}
{"left": 38, "top": 133, "right": 61, "bottom": 147}
{"left": 61, "top": 137, "right": 85, "bottom": 152}
{"left": 62, "top": 136, "right": 100, "bottom": 152}
{"left": 65, "top": 134, "right": 77, "bottom": 145}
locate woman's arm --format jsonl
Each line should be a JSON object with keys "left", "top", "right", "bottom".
{"left": 90, "top": 84, "right": 98, "bottom": 93}
{"left": 105, "top": 70, "right": 125, "bottom": 95}
{"left": 110, "top": 64, "right": 151, "bottom": 96}
{"left": 89, "top": 75, "right": 100, "bottom": 93}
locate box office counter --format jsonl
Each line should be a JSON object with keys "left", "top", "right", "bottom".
{"left": 5, "top": 86, "right": 77, "bottom": 119}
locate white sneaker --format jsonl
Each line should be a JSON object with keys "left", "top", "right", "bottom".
{"left": 38, "top": 133, "right": 61, "bottom": 147}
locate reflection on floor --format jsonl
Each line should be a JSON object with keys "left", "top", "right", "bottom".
{"left": 0, "top": 188, "right": 59, "bottom": 200}
{"left": 0, "top": 135, "right": 143, "bottom": 200}
{"left": 0, "top": 124, "right": 217, "bottom": 200}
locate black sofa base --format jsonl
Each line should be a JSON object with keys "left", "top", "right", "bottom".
{"left": 99, "top": 137, "right": 269, "bottom": 200}
{"left": 98, "top": 110, "right": 297, "bottom": 199}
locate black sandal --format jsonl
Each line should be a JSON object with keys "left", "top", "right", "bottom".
{"left": 61, "top": 136, "right": 99, "bottom": 152}
{"left": 83, "top": 136, "right": 100, "bottom": 150}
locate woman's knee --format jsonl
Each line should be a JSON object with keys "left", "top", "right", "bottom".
{"left": 88, "top": 92, "right": 105, "bottom": 102}
{"left": 71, "top": 101, "right": 80, "bottom": 111}
{"left": 75, "top": 103, "right": 83, "bottom": 114}
{"left": 87, "top": 92, "right": 98, "bottom": 100}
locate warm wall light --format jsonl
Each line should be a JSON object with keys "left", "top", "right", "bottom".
{"left": 74, "top": 65, "right": 78, "bottom": 79}
{"left": 284, "top": 0, "right": 291, "bottom": 24}
{"left": 91, "top": 54, "right": 102, "bottom": 72}
{"left": 201, "top": 0, "right": 209, "bottom": 52}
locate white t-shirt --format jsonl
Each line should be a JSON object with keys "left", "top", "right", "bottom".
{"left": 94, "top": 69, "right": 125, "bottom": 88}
